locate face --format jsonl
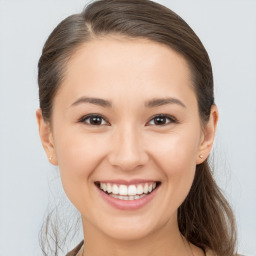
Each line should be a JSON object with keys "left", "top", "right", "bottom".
{"left": 38, "top": 37, "right": 217, "bottom": 241}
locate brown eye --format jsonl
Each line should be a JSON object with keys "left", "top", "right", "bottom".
{"left": 80, "top": 115, "right": 108, "bottom": 126}
{"left": 148, "top": 115, "right": 176, "bottom": 126}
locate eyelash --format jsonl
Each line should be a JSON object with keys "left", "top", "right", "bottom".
{"left": 78, "top": 114, "right": 110, "bottom": 126}
{"left": 147, "top": 114, "right": 177, "bottom": 126}
{"left": 78, "top": 114, "right": 177, "bottom": 126}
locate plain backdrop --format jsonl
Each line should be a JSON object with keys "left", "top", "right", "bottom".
{"left": 0, "top": 0, "right": 255, "bottom": 255}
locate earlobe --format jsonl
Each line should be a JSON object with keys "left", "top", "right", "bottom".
{"left": 196, "top": 105, "right": 218, "bottom": 164}
{"left": 36, "top": 109, "right": 58, "bottom": 165}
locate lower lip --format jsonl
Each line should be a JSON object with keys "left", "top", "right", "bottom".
{"left": 96, "top": 185, "right": 159, "bottom": 211}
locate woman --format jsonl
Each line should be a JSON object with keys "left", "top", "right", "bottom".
{"left": 36, "top": 0, "right": 237, "bottom": 255}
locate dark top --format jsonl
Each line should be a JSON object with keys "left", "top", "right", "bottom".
{"left": 66, "top": 241, "right": 223, "bottom": 256}
{"left": 66, "top": 241, "right": 84, "bottom": 256}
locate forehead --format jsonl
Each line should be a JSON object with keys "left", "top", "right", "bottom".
{"left": 67, "top": 36, "right": 191, "bottom": 79}
{"left": 57, "top": 37, "right": 196, "bottom": 106}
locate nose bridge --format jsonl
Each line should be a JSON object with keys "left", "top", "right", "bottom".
{"left": 108, "top": 122, "right": 148, "bottom": 170}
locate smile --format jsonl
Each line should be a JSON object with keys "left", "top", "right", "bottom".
{"left": 95, "top": 181, "right": 161, "bottom": 209}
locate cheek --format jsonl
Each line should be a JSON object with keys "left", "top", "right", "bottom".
{"left": 148, "top": 127, "right": 200, "bottom": 205}
{"left": 149, "top": 128, "right": 200, "bottom": 175}
{"left": 151, "top": 135, "right": 197, "bottom": 213}
{"left": 54, "top": 128, "right": 106, "bottom": 175}
{"left": 53, "top": 129, "right": 107, "bottom": 208}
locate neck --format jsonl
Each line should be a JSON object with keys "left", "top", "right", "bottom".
{"left": 81, "top": 215, "right": 192, "bottom": 256}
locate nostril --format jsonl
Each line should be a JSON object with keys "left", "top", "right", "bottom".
{"left": 107, "top": 139, "right": 149, "bottom": 170}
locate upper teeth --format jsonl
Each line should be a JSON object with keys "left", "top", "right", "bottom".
{"left": 100, "top": 182, "right": 157, "bottom": 196}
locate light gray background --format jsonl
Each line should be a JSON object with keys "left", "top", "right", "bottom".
{"left": 0, "top": 1, "right": 255, "bottom": 255}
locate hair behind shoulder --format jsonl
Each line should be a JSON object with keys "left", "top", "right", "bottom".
{"left": 178, "top": 162, "right": 237, "bottom": 255}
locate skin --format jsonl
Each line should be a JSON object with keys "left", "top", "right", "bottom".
{"left": 37, "top": 37, "right": 218, "bottom": 256}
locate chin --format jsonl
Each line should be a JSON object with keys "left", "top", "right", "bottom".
{"left": 104, "top": 225, "right": 154, "bottom": 241}
{"left": 97, "top": 215, "right": 167, "bottom": 241}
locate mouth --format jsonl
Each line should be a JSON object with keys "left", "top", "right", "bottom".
{"left": 94, "top": 181, "right": 161, "bottom": 201}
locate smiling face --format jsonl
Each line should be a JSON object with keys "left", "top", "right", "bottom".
{"left": 37, "top": 37, "right": 217, "bottom": 242}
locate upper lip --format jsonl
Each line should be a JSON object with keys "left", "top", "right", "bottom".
{"left": 95, "top": 179, "right": 160, "bottom": 185}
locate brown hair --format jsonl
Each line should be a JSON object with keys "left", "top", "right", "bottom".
{"left": 38, "top": 0, "right": 237, "bottom": 255}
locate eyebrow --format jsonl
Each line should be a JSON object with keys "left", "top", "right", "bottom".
{"left": 71, "top": 96, "right": 186, "bottom": 108}
{"left": 145, "top": 97, "right": 186, "bottom": 108}
{"left": 71, "top": 97, "right": 112, "bottom": 108}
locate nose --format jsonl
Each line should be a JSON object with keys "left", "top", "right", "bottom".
{"left": 108, "top": 125, "right": 149, "bottom": 171}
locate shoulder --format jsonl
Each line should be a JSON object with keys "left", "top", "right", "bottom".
{"left": 66, "top": 241, "right": 84, "bottom": 256}
{"left": 205, "top": 249, "right": 244, "bottom": 256}
{"left": 66, "top": 244, "right": 244, "bottom": 256}
{"left": 205, "top": 249, "right": 216, "bottom": 256}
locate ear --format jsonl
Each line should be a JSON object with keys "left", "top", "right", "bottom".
{"left": 196, "top": 105, "right": 219, "bottom": 164}
{"left": 36, "top": 109, "right": 58, "bottom": 165}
